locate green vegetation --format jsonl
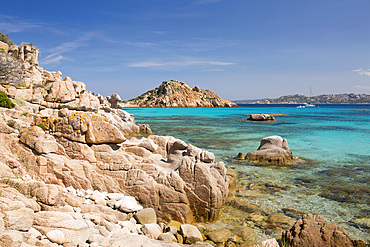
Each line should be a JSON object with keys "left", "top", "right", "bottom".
{"left": 0, "top": 92, "right": 15, "bottom": 108}
{"left": 13, "top": 97, "right": 26, "bottom": 106}
{"left": 6, "top": 121, "right": 15, "bottom": 127}
{"left": 0, "top": 33, "right": 15, "bottom": 46}
{"left": 21, "top": 112, "right": 28, "bottom": 116}
{"left": 33, "top": 84, "right": 44, "bottom": 88}
{"left": 36, "top": 123, "right": 46, "bottom": 130}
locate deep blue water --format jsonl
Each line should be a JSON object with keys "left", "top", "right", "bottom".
{"left": 124, "top": 104, "right": 370, "bottom": 242}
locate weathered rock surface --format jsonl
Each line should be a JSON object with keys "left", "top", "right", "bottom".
{"left": 134, "top": 207, "right": 157, "bottom": 224}
{"left": 122, "top": 80, "right": 238, "bottom": 108}
{"left": 0, "top": 40, "right": 229, "bottom": 237}
{"left": 180, "top": 224, "right": 203, "bottom": 244}
{"left": 282, "top": 214, "right": 366, "bottom": 247}
{"left": 0, "top": 41, "right": 9, "bottom": 53}
{"left": 245, "top": 135, "right": 295, "bottom": 165}
{"left": 247, "top": 114, "right": 275, "bottom": 121}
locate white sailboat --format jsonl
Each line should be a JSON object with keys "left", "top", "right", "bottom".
{"left": 306, "top": 87, "right": 315, "bottom": 107}
{"left": 297, "top": 87, "right": 315, "bottom": 108}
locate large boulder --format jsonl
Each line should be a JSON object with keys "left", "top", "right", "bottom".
{"left": 247, "top": 114, "right": 275, "bottom": 121}
{"left": 282, "top": 214, "right": 366, "bottom": 247}
{"left": 180, "top": 224, "right": 203, "bottom": 244}
{"left": 31, "top": 111, "right": 128, "bottom": 144}
{"left": 134, "top": 208, "right": 157, "bottom": 224}
{"left": 103, "top": 136, "right": 228, "bottom": 223}
{"left": 245, "top": 135, "right": 295, "bottom": 165}
{"left": 108, "top": 93, "right": 123, "bottom": 109}
{"left": 0, "top": 41, "right": 9, "bottom": 53}
{"left": 3, "top": 208, "right": 34, "bottom": 231}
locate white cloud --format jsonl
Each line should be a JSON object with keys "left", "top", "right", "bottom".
{"left": 40, "top": 32, "right": 98, "bottom": 65}
{"left": 127, "top": 57, "right": 234, "bottom": 69}
{"left": 353, "top": 68, "right": 370, "bottom": 76}
{"left": 42, "top": 55, "right": 64, "bottom": 65}
{"left": 0, "top": 15, "right": 63, "bottom": 35}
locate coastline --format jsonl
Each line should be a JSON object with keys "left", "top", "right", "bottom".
{"left": 0, "top": 40, "right": 368, "bottom": 246}
{"left": 128, "top": 104, "right": 370, "bottom": 245}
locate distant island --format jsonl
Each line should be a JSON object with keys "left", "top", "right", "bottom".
{"left": 122, "top": 80, "right": 238, "bottom": 107}
{"left": 234, "top": 93, "right": 370, "bottom": 104}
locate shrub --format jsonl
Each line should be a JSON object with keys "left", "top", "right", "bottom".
{"left": 7, "top": 121, "right": 15, "bottom": 127}
{"left": 36, "top": 123, "right": 45, "bottom": 130}
{"left": 0, "top": 92, "right": 15, "bottom": 108}
{"left": 0, "top": 33, "right": 14, "bottom": 46}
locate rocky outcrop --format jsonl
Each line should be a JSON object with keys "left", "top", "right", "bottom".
{"left": 247, "top": 114, "right": 275, "bottom": 121}
{"left": 245, "top": 135, "right": 295, "bottom": 165}
{"left": 0, "top": 178, "right": 216, "bottom": 246}
{"left": 0, "top": 38, "right": 229, "bottom": 228}
{"left": 282, "top": 214, "right": 366, "bottom": 247}
{"left": 123, "top": 80, "right": 238, "bottom": 107}
{"left": 0, "top": 41, "right": 9, "bottom": 53}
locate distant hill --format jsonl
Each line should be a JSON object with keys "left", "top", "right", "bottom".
{"left": 122, "top": 80, "right": 238, "bottom": 107}
{"left": 235, "top": 93, "right": 370, "bottom": 104}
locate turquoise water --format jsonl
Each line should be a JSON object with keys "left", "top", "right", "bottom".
{"left": 125, "top": 104, "right": 370, "bottom": 243}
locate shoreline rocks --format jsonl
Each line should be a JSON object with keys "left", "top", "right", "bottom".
{"left": 283, "top": 214, "right": 366, "bottom": 247}
{"left": 0, "top": 40, "right": 229, "bottom": 225}
{"left": 1, "top": 35, "right": 367, "bottom": 246}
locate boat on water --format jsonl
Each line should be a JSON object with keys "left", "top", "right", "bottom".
{"left": 297, "top": 87, "right": 315, "bottom": 108}
{"left": 306, "top": 87, "right": 316, "bottom": 107}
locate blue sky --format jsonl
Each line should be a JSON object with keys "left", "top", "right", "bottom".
{"left": 1, "top": 0, "right": 370, "bottom": 100}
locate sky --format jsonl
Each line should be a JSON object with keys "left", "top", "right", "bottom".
{"left": 1, "top": 0, "right": 370, "bottom": 100}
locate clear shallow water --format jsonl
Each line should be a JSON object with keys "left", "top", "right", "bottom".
{"left": 125, "top": 104, "right": 370, "bottom": 243}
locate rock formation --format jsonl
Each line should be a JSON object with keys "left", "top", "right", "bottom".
{"left": 247, "top": 114, "right": 275, "bottom": 121}
{"left": 244, "top": 135, "right": 295, "bottom": 165}
{"left": 282, "top": 214, "right": 366, "bottom": 247}
{"left": 0, "top": 36, "right": 229, "bottom": 245}
{"left": 122, "top": 80, "right": 238, "bottom": 107}
{"left": 0, "top": 41, "right": 9, "bottom": 53}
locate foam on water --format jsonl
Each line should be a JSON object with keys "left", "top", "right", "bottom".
{"left": 125, "top": 104, "right": 370, "bottom": 243}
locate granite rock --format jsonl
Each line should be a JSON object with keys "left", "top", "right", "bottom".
{"left": 246, "top": 135, "right": 295, "bottom": 165}
{"left": 282, "top": 214, "right": 366, "bottom": 247}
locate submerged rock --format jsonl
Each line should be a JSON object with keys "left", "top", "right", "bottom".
{"left": 245, "top": 135, "right": 295, "bottom": 165}
{"left": 247, "top": 114, "right": 275, "bottom": 121}
{"left": 282, "top": 214, "right": 366, "bottom": 247}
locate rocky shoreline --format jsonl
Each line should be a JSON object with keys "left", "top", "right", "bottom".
{"left": 0, "top": 38, "right": 367, "bottom": 246}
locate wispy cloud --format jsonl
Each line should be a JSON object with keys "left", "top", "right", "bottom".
{"left": 0, "top": 15, "right": 63, "bottom": 35}
{"left": 127, "top": 57, "right": 234, "bottom": 70}
{"left": 353, "top": 68, "right": 370, "bottom": 76}
{"left": 40, "top": 32, "right": 98, "bottom": 65}
{"left": 100, "top": 37, "right": 156, "bottom": 49}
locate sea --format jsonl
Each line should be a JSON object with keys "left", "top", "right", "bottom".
{"left": 124, "top": 104, "right": 370, "bottom": 243}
